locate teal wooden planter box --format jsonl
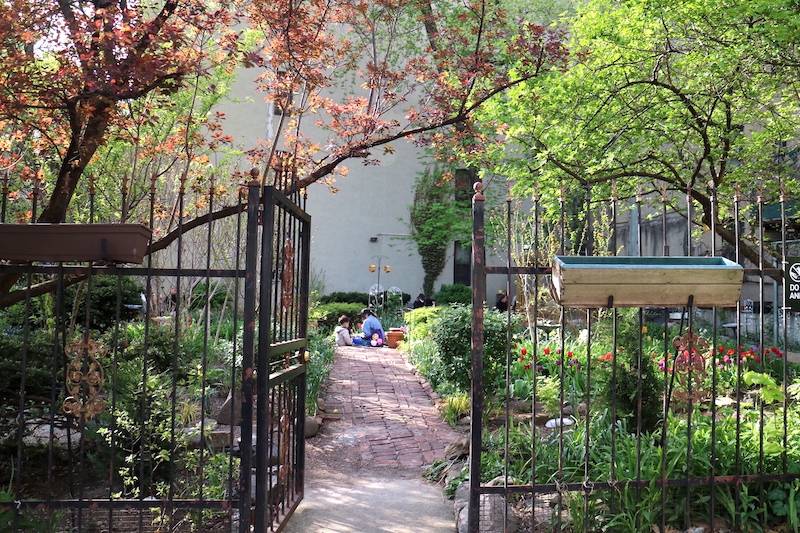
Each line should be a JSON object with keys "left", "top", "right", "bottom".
{"left": 551, "top": 256, "right": 744, "bottom": 308}
{"left": 0, "top": 223, "right": 152, "bottom": 264}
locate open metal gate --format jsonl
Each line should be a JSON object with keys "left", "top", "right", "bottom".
{"left": 239, "top": 177, "right": 310, "bottom": 532}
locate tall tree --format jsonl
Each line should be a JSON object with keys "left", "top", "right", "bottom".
{"left": 0, "top": 0, "right": 237, "bottom": 224}
{"left": 0, "top": 0, "right": 239, "bottom": 305}
{"left": 472, "top": 0, "right": 800, "bottom": 265}
{"left": 0, "top": 0, "right": 569, "bottom": 307}
{"left": 242, "top": 0, "right": 569, "bottom": 192}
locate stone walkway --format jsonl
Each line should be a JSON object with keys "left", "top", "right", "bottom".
{"left": 282, "top": 345, "right": 462, "bottom": 533}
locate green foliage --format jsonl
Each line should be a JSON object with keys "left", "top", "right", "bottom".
{"left": 470, "top": 0, "right": 800, "bottom": 263}
{"left": 429, "top": 305, "right": 517, "bottom": 394}
{"left": 318, "top": 292, "right": 369, "bottom": 305}
{"left": 431, "top": 284, "right": 471, "bottom": 306}
{"left": 0, "top": 327, "right": 57, "bottom": 402}
{"left": 311, "top": 303, "right": 365, "bottom": 331}
{"left": 409, "top": 165, "right": 471, "bottom": 296}
{"left": 593, "top": 309, "right": 663, "bottom": 434}
{"left": 62, "top": 275, "right": 144, "bottom": 331}
{"left": 406, "top": 337, "right": 447, "bottom": 392}
{"left": 743, "top": 370, "right": 786, "bottom": 404}
{"left": 440, "top": 391, "right": 470, "bottom": 427}
{"left": 155, "top": 451, "right": 239, "bottom": 530}
{"left": 123, "top": 323, "right": 193, "bottom": 378}
{"left": 404, "top": 306, "right": 445, "bottom": 342}
{"left": 306, "top": 325, "right": 336, "bottom": 415}
{"left": 88, "top": 358, "right": 189, "bottom": 497}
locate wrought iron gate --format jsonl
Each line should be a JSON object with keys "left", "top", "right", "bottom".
{"left": 468, "top": 181, "right": 800, "bottom": 532}
{"left": 0, "top": 169, "right": 309, "bottom": 532}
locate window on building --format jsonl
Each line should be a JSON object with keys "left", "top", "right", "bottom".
{"left": 453, "top": 168, "right": 476, "bottom": 286}
{"left": 453, "top": 241, "right": 471, "bottom": 286}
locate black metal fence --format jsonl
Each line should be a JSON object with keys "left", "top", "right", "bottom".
{"left": 469, "top": 182, "right": 800, "bottom": 532}
{"left": 0, "top": 165, "right": 309, "bottom": 533}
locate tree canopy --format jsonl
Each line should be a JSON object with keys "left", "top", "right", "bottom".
{"left": 472, "top": 0, "right": 800, "bottom": 262}
{"left": 0, "top": 0, "right": 570, "bottom": 307}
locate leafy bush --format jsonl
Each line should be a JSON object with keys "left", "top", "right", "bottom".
{"left": 306, "top": 325, "right": 336, "bottom": 415}
{"left": 404, "top": 306, "right": 444, "bottom": 341}
{"left": 87, "top": 358, "right": 190, "bottom": 497}
{"left": 429, "top": 305, "right": 517, "bottom": 394}
{"left": 406, "top": 337, "right": 447, "bottom": 392}
{"left": 318, "top": 292, "right": 369, "bottom": 305}
{"left": 312, "top": 302, "right": 364, "bottom": 330}
{"left": 122, "top": 323, "right": 182, "bottom": 374}
{"left": 0, "top": 327, "right": 59, "bottom": 401}
{"left": 62, "top": 275, "right": 145, "bottom": 331}
{"left": 593, "top": 309, "right": 662, "bottom": 434}
{"left": 432, "top": 284, "right": 471, "bottom": 305}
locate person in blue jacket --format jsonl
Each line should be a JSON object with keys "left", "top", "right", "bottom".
{"left": 353, "top": 308, "right": 385, "bottom": 346}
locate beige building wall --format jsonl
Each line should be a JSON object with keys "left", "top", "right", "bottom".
{"left": 218, "top": 65, "right": 435, "bottom": 299}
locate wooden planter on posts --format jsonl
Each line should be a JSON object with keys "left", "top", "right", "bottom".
{"left": 551, "top": 255, "right": 744, "bottom": 308}
{"left": 0, "top": 223, "right": 152, "bottom": 264}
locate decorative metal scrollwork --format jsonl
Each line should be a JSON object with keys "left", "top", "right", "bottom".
{"left": 671, "top": 328, "right": 710, "bottom": 406}
{"left": 62, "top": 337, "right": 107, "bottom": 419}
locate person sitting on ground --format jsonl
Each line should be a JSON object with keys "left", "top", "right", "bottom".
{"left": 334, "top": 315, "right": 354, "bottom": 346}
{"left": 353, "top": 308, "right": 384, "bottom": 346}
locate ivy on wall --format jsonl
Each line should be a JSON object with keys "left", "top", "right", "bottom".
{"left": 409, "top": 166, "right": 470, "bottom": 295}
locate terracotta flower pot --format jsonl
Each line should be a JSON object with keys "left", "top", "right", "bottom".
{"left": 386, "top": 330, "right": 404, "bottom": 349}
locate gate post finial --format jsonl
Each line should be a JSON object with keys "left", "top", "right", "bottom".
{"left": 473, "top": 182, "right": 485, "bottom": 202}
{"left": 249, "top": 167, "right": 260, "bottom": 186}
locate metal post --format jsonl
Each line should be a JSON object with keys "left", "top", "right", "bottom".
{"left": 468, "top": 182, "right": 486, "bottom": 533}
{"left": 239, "top": 174, "right": 261, "bottom": 533}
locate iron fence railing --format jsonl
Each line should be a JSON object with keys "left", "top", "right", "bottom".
{"left": 0, "top": 168, "right": 309, "bottom": 533}
{"left": 469, "top": 181, "right": 800, "bottom": 532}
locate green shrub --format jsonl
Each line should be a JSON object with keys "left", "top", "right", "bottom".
{"left": 319, "top": 292, "right": 369, "bottom": 305}
{"left": 429, "top": 305, "right": 517, "bottom": 394}
{"left": 87, "top": 359, "right": 189, "bottom": 497}
{"left": 62, "top": 275, "right": 144, "bottom": 331}
{"left": 405, "top": 306, "right": 444, "bottom": 341}
{"left": 306, "top": 325, "right": 336, "bottom": 415}
{"left": 312, "top": 302, "right": 365, "bottom": 330}
{"left": 432, "top": 284, "right": 471, "bottom": 305}
{"left": 593, "top": 309, "right": 663, "bottom": 434}
{"left": 0, "top": 327, "right": 59, "bottom": 401}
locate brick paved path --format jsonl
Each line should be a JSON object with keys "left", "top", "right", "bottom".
{"left": 282, "top": 346, "right": 462, "bottom": 533}
{"left": 319, "top": 345, "right": 460, "bottom": 470}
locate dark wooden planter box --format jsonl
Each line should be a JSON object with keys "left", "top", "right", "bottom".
{"left": 0, "top": 223, "right": 152, "bottom": 264}
{"left": 551, "top": 256, "right": 744, "bottom": 308}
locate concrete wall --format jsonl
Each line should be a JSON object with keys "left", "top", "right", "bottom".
{"left": 217, "top": 65, "right": 441, "bottom": 300}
